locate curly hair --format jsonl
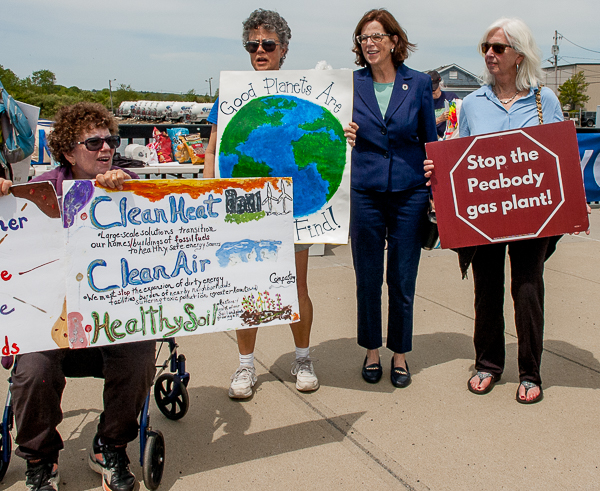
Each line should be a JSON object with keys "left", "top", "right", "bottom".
{"left": 242, "top": 9, "right": 292, "bottom": 67}
{"left": 47, "top": 102, "right": 118, "bottom": 167}
{"left": 352, "top": 9, "right": 416, "bottom": 68}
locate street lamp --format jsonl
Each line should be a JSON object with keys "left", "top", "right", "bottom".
{"left": 205, "top": 77, "right": 213, "bottom": 99}
{"left": 108, "top": 79, "right": 117, "bottom": 114}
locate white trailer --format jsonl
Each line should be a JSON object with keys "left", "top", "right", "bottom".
{"left": 169, "top": 102, "right": 194, "bottom": 122}
{"left": 155, "top": 101, "right": 176, "bottom": 121}
{"left": 188, "top": 103, "right": 213, "bottom": 122}
{"left": 118, "top": 101, "right": 136, "bottom": 117}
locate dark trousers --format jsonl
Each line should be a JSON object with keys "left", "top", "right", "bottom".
{"left": 12, "top": 341, "right": 156, "bottom": 462}
{"left": 350, "top": 186, "right": 429, "bottom": 353}
{"left": 471, "top": 237, "right": 551, "bottom": 386}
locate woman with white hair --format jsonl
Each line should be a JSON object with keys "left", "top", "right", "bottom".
{"left": 424, "top": 18, "right": 563, "bottom": 404}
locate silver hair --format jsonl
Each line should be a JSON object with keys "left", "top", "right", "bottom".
{"left": 479, "top": 18, "right": 544, "bottom": 91}
{"left": 242, "top": 9, "right": 292, "bottom": 67}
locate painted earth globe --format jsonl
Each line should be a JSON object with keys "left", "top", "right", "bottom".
{"left": 219, "top": 95, "right": 346, "bottom": 218}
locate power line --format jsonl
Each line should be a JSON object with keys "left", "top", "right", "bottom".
{"left": 558, "top": 33, "right": 600, "bottom": 54}
{"left": 561, "top": 56, "right": 600, "bottom": 62}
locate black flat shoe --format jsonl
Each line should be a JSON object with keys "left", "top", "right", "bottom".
{"left": 391, "top": 358, "right": 411, "bottom": 388}
{"left": 362, "top": 356, "right": 382, "bottom": 383}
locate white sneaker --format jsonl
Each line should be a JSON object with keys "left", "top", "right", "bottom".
{"left": 291, "top": 357, "right": 319, "bottom": 392}
{"left": 229, "top": 365, "right": 257, "bottom": 399}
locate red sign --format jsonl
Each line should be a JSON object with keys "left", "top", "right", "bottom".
{"left": 425, "top": 121, "right": 589, "bottom": 249}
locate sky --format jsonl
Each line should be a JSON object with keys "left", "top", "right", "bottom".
{"left": 4, "top": 0, "right": 600, "bottom": 96}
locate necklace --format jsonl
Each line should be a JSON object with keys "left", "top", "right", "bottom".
{"left": 493, "top": 86, "right": 520, "bottom": 104}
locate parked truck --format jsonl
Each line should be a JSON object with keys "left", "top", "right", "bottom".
{"left": 580, "top": 111, "right": 596, "bottom": 127}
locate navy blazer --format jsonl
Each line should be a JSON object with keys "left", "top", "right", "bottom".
{"left": 351, "top": 63, "right": 437, "bottom": 192}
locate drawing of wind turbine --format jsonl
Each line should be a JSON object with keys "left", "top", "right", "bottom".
{"left": 276, "top": 180, "right": 293, "bottom": 213}
{"left": 262, "top": 182, "right": 278, "bottom": 212}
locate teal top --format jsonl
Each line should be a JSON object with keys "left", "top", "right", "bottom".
{"left": 373, "top": 82, "right": 394, "bottom": 119}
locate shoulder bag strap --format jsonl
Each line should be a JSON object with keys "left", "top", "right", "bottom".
{"left": 535, "top": 85, "right": 544, "bottom": 125}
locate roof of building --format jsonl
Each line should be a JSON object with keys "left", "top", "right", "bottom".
{"left": 430, "top": 64, "right": 483, "bottom": 87}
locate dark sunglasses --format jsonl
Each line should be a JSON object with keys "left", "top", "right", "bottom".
{"left": 75, "top": 135, "right": 121, "bottom": 151}
{"left": 243, "top": 39, "right": 280, "bottom": 53}
{"left": 481, "top": 42, "right": 513, "bottom": 55}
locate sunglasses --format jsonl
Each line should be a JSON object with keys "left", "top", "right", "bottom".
{"left": 244, "top": 40, "right": 280, "bottom": 53}
{"left": 356, "top": 33, "right": 391, "bottom": 44}
{"left": 481, "top": 42, "right": 513, "bottom": 55}
{"left": 75, "top": 135, "right": 121, "bottom": 151}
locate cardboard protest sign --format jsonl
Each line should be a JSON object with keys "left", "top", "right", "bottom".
{"left": 426, "top": 121, "right": 589, "bottom": 249}
{"left": 61, "top": 178, "right": 299, "bottom": 350}
{"left": 0, "top": 178, "right": 298, "bottom": 354}
{"left": 0, "top": 182, "right": 66, "bottom": 355}
{"left": 215, "top": 69, "right": 353, "bottom": 244}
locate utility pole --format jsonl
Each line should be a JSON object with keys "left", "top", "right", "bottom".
{"left": 109, "top": 79, "right": 117, "bottom": 114}
{"left": 206, "top": 77, "right": 213, "bottom": 99}
{"left": 552, "top": 31, "right": 559, "bottom": 93}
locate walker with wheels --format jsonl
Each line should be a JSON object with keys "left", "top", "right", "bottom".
{"left": 0, "top": 337, "right": 189, "bottom": 490}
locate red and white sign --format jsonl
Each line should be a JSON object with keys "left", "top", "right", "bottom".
{"left": 426, "top": 121, "right": 589, "bottom": 249}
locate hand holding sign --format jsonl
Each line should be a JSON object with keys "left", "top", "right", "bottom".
{"left": 425, "top": 121, "right": 589, "bottom": 249}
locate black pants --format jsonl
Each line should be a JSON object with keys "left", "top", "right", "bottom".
{"left": 471, "top": 237, "right": 551, "bottom": 386}
{"left": 12, "top": 341, "right": 156, "bottom": 462}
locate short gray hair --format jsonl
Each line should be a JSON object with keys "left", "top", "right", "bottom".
{"left": 479, "top": 18, "right": 544, "bottom": 91}
{"left": 242, "top": 9, "right": 292, "bottom": 67}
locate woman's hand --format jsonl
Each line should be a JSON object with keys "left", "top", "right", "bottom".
{"left": 96, "top": 169, "right": 130, "bottom": 191}
{"left": 574, "top": 203, "right": 592, "bottom": 235}
{"left": 424, "top": 159, "right": 435, "bottom": 187}
{"left": 0, "top": 178, "right": 13, "bottom": 196}
{"left": 344, "top": 122, "right": 359, "bottom": 147}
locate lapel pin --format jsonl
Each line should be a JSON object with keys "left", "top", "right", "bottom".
{"left": 402, "top": 84, "right": 408, "bottom": 90}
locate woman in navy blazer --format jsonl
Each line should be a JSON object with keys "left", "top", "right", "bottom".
{"left": 345, "top": 9, "right": 437, "bottom": 387}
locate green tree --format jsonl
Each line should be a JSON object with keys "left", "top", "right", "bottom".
{"left": 184, "top": 89, "right": 198, "bottom": 102}
{"left": 0, "top": 65, "right": 21, "bottom": 93}
{"left": 558, "top": 71, "right": 590, "bottom": 110}
{"left": 31, "top": 69, "right": 57, "bottom": 93}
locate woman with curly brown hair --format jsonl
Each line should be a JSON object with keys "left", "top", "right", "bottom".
{"left": 0, "top": 102, "right": 156, "bottom": 491}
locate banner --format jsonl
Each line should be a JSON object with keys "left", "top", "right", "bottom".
{"left": 0, "top": 182, "right": 66, "bottom": 355}
{"left": 578, "top": 131, "right": 600, "bottom": 202}
{"left": 426, "top": 121, "right": 589, "bottom": 249}
{"left": 215, "top": 69, "right": 353, "bottom": 244}
{"left": 1, "top": 178, "right": 299, "bottom": 354}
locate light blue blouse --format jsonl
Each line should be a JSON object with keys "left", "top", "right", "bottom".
{"left": 459, "top": 85, "right": 563, "bottom": 137}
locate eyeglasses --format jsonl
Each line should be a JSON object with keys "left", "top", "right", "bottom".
{"left": 244, "top": 40, "right": 280, "bottom": 53}
{"left": 75, "top": 135, "right": 121, "bottom": 151}
{"left": 481, "top": 42, "right": 513, "bottom": 55}
{"left": 356, "top": 33, "right": 391, "bottom": 44}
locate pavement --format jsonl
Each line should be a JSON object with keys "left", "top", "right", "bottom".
{"left": 2, "top": 210, "right": 600, "bottom": 491}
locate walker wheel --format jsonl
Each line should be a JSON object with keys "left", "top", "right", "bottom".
{"left": 142, "top": 430, "right": 165, "bottom": 491}
{"left": 154, "top": 373, "right": 189, "bottom": 420}
{"left": 0, "top": 430, "right": 11, "bottom": 482}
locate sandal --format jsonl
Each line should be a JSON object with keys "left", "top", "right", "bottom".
{"left": 516, "top": 381, "right": 543, "bottom": 404}
{"left": 467, "top": 371, "right": 500, "bottom": 395}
